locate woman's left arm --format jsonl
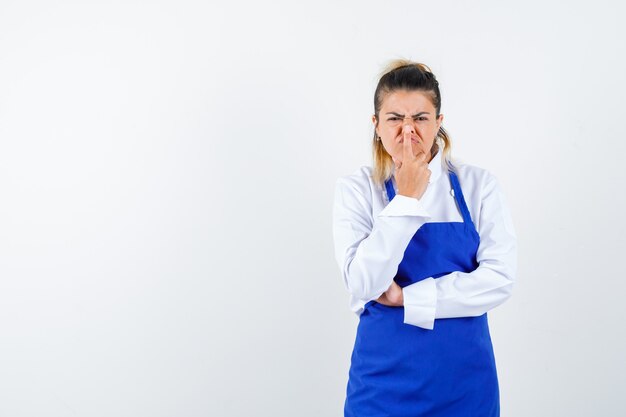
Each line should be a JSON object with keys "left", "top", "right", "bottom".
{"left": 402, "top": 171, "right": 518, "bottom": 330}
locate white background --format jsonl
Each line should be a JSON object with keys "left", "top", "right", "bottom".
{"left": 1, "top": 0, "right": 625, "bottom": 416}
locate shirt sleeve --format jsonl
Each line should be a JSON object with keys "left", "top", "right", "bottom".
{"left": 333, "top": 176, "right": 432, "bottom": 302}
{"left": 402, "top": 172, "right": 518, "bottom": 330}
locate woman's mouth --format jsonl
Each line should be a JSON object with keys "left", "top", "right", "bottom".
{"left": 400, "top": 137, "right": 419, "bottom": 144}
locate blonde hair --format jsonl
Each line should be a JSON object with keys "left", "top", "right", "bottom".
{"left": 372, "top": 59, "right": 455, "bottom": 186}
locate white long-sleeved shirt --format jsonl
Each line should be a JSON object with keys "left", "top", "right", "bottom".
{"left": 332, "top": 146, "right": 517, "bottom": 330}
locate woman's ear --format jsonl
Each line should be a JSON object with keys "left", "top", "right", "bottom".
{"left": 437, "top": 113, "right": 444, "bottom": 130}
{"left": 372, "top": 114, "right": 379, "bottom": 135}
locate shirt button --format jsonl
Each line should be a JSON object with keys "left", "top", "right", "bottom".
{"left": 450, "top": 189, "right": 455, "bottom": 197}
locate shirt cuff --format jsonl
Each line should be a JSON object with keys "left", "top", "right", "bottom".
{"left": 378, "top": 194, "right": 431, "bottom": 218}
{"left": 402, "top": 277, "right": 437, "bottom": 330}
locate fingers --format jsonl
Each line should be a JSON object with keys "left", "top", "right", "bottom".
{"left": 402, "top": 125, "right": 414, "bottom": 161}
{"left": 376, "top": 292, "right": 389, "bottom": 305}
{"left": 385, "top": 281, "right": 403, "bottom": 305}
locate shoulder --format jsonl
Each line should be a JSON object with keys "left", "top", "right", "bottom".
{"left": 334, "top": 165, "right": 379, "bottom": 208}
{"left": 335, "top": 165, "right": 375, "bottom": 193}
{"left": 449, "top": 159, "right": 509, "bottom": 210}
{"left": 449, "top": 159, "right": 498, "bottom": 190}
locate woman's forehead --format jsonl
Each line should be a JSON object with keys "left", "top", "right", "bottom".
{"left": 381, "top": 90, "right": 435, "bottom": 112}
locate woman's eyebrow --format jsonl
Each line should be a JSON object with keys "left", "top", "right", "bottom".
{"left": 385, "top": 111, "right": 430, "bottom": 117}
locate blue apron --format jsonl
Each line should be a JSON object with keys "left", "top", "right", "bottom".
{"left": 344, "top": 170, "right": 499, "bottom": 417}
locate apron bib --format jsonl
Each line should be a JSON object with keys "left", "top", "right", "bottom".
{"left": 344, "top": 171, "right": 499, "bottom": 417}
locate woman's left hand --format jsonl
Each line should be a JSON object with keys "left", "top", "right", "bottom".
{"left": 376, "top": 281, "right": 404, "bottom": 306}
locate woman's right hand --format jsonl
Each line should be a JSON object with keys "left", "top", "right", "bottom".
{"left": 376, "top": 280, "right": 404, "bottom": 307}
{"left": 392, "top": 125, "right": 431, "bottom": 200}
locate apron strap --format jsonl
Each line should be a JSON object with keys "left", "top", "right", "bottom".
{"left": 448, "top": 170, "right": 475, "bottom": 227}
{"left": 384, "top": 177, "right": 396, "bottom": 201}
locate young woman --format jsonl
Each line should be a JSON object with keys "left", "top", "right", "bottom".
{"left": 332, "top": 60, "right": 518, "bottom": 416}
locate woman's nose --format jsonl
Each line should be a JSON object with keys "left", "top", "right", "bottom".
{"left": 403, "top": 119, "right": 416, "bottom": 133}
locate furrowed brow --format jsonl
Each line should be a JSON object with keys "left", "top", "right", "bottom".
{"left": 385, "top": 112, "right": 430, "bottom": 117}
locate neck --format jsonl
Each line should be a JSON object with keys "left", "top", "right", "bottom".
{"left": 427, "top": 142, "right": 439, "bottom": 163}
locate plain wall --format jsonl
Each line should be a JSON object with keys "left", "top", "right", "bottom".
{"left": 1, "top": 0, "right": 624, "bottom": 415}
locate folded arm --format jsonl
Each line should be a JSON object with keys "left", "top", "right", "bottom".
{"left": 402, "top": 172, "right": 518, "bottom": 330}
{"left": 332, "top": 176, "right": 431, "bottom": 302}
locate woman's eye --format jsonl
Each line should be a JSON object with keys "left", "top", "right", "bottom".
{"left": 387, "top": 116, "right": 428, "bottom": 122}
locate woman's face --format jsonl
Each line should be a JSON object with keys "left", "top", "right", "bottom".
{"left": 373, "top": 89, "right": 444, "bottom": 164}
